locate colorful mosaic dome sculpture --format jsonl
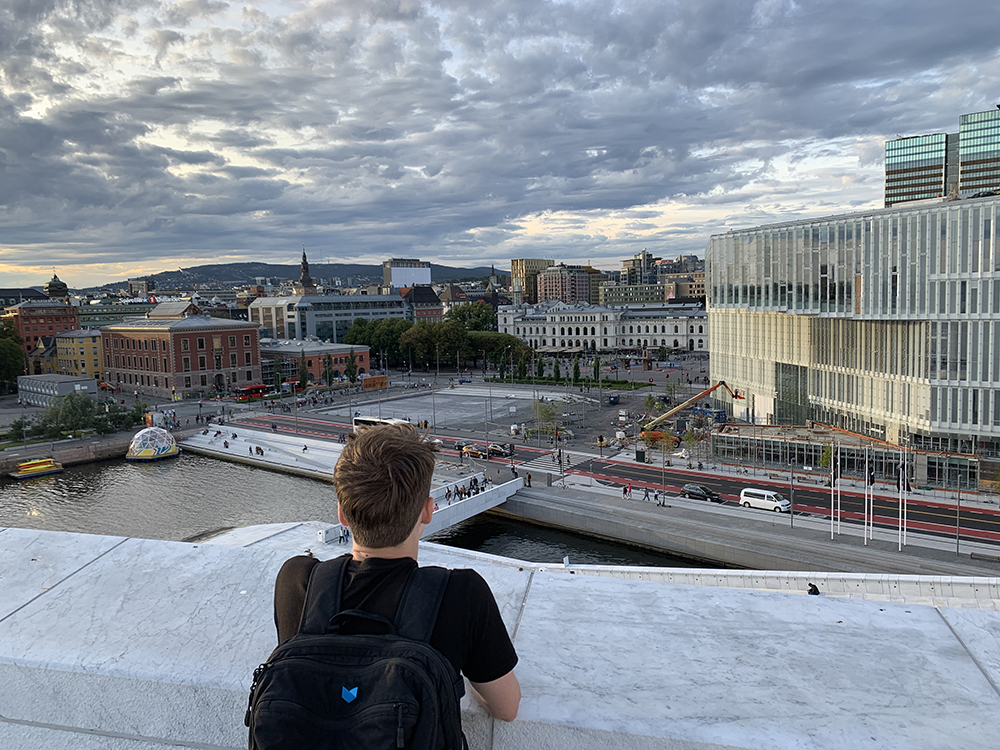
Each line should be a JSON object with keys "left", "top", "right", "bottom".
{"left": 126, "top": 427, "right": 180, "bottom": 462}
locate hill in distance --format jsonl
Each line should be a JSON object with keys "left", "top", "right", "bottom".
{"left": 83, "top": 262, "right": 506, "bottom": 293}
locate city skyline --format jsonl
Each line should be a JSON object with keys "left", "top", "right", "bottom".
{"left": 2, "top": 0, "right": 1000, "bottom": 287}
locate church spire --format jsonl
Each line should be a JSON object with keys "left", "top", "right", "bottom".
{"left": 293, "top": 247, "right": 317, "bottom": 295}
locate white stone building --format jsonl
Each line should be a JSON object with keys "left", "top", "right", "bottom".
{"left": 498, "top": 300, "right": 707, "bottom": 354}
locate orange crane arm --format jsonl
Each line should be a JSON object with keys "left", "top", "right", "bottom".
{"left": 642, "top": 381, "right": 744, "bottom": 432}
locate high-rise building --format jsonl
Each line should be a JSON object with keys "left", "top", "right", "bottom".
{"left": 707, "top": 192, "right": 1000, "bottom": 486}
{"left": 510, "top": 259, "right": 553, "bottom": 304}
{"left": 620, "top": 249, "right": 660, "bottom": 285}
{"left": 536, "top": 264, "right": 607, "bottom": 305}
{"left": 885, "top": 108, "right": 1000, "bottom": 207}
{"left": 382, "top": 258, "right": 431, "bottom": 287}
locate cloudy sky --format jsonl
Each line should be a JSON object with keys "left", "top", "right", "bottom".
{"left": 2, "top": 0, "right": 999, "bottom": 288}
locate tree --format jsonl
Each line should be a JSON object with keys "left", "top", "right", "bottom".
{"left": 682, "top": 429, "right": 698, "bottom": 465}
{"left": 572, "top": 357, "right": 580, "bottom": 385}
{"left": 592, "top": 356, "right": 600, "bottom": 383}
{"left": 298, "top": 351, "right": 309, "bottom": 388}
{"left": 399, "top": 322, "right": 435, "bottom": 364}
{"left": 537, "top": 357, "right": 545, "bottom": 379}
{"left": 343, "top": 318, "right": 369, "bottom": 346}
{"left": 0, "top": 320, "right": 23, "bottom": 346}
{"left": 552, "top": 360, "right": 561, "bottom": 381}
{"left": 644, "top": 393, "right": 661, "bottom": 419}
{"left": 516, "top": 356, "right": 527, "bottom": 380}
{"left": 436, "top": 320, "right": 468, "bottom": 364}
{"left": 345, "top": 348, "right": 358, "bottom": 384}
{"left": 0, "top": 338, "right": 25, "bottom": 392}
{"left": 819, "top": 445, "right": 833, "bottom": 471}
{"left": 35, "top": 392, "right": 97, "bottom": 438}
{"left": 272, "top": 356, "right": 284, "bottom": 391}
{"left": 445, "top": 301, "right": 496, "bottom": 331}
{"left": 322, "top": 354, "right": 334, "bottom": 388}
{"left": 533, "top": 398, "right": 563, "bottom": 438}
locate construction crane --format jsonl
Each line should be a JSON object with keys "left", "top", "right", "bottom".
{"left": 641, "top": 381, "right": 745, "bottom": 444}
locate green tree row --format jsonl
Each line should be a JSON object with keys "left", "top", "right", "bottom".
{"left": 4, "top": 392, "right": 149, "bottom": 442}
{"left": 343, "top": 302, "right": 527, "bottom": 372}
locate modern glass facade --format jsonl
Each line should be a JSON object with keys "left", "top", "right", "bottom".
{"left": 885, "top": 134, "right": 948, "bottom": 206}
{"left": 707, "top": 194, "right": 1000, "bottom": 460}
{"left": 886, "top": 109, "right": 1000, "bottom": 207}
{"left": 959, "top": 109, "right": 1000, "bottom": 194}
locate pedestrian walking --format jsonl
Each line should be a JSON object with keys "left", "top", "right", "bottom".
{"left": 526, "top": 473, "right": 531, "bottom": 488}
{"left": 622, "top": 485, "right": 628, "bottom": 500}
{"left": 643, "top": 487, "right": 650, "bottom": 502}
{"left": 654, "top": 489, "right": 661, "bottom": 506}
{"left": 627, "top": 483, "right": 633, "bottom": 499}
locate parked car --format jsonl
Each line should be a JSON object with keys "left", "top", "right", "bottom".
{"left": 681, "top": 483, "right": 721, "bottom": 502}
{"left": 488, "top": 443, "right": 514, "bottom": 457}
{"left": 462, "top": 444, "right": 488, "bottom": 459}
{"left": 739, "top": 488, "right": 790, "bottom": 513}
{"left": 453, "top": 439, "right": 475, "bottom": 450}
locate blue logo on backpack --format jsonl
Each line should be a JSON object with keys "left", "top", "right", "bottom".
{"left": 342, "top": 686, "right": 358, "bottom": 703}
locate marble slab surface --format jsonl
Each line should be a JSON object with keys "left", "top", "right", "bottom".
{"left": 514, "top": 572, "right": 1000, "bottom": 749}
{"left": 0, "top": 535, "right": 286, "bottom": 688}
{"left": 0, "top": 528, "right": 126, "bottom": 621}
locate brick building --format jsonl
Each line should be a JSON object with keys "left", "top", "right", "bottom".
{"left": 101, "top": 302, "right": 261, "bottom": 399}
{"left": 2, "top": 300, "right": 80, "bottom": 355}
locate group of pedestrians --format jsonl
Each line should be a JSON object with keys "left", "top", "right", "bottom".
{"left": 622, "top": 484, "right": 666, "bottom": 506}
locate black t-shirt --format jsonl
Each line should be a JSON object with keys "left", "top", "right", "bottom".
{"left": 273, "top": 555, "right": 518, "bottom": 684}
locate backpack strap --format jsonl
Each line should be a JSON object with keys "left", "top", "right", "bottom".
{"left": 394, "top": 566, "right": 450, "bottom": 643}
{"left": 298, "top": 554, "right": 351, "bottom": 634}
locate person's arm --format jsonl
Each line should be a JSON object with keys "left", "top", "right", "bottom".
{"left": 469, "top": 670, "right": 521, "bottom": 722}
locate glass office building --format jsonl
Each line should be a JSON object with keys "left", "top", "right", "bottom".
{"left": 884, "top": 133, "right": 950, "bottom": 206}
{"left": 707, "top": 194, "right": 1000, "bottom": 471}
{"left": 886, "top": 109, "right": 1000, "bottom": 207}
{"left": 959, "top": 109, "right": 1000, "bottom": 194}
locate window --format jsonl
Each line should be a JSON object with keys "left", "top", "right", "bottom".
{"left": 197, "top": 338, "right": 205, "bottom": 350}
{"left": 198, "top": 355, "right": 206, "bottom": 370}
{"left": 184, "top": 376, "right": 191, "bottom": 388}
{"left": 181, "top": 339, "right": 190, "bottom": 352}
{"left": 246, "top": 370, "right": 252, "bottom": 381}
{"left": 182, "top": 356, "right": 190, "bottom": 372}
{"left": 244, "top": 335, "right": 251, "bottom": 346}
{"left": 244, "top": 351, "right": 252, "bottom": 366}
{"left": 200, "top": 374, "right": 207, "bottom": 386}
{"left": 230, "top": 353, "right": 237, "bottom": 368}
{"left": 229, "top": 336, "right": 236, "bottom": 347}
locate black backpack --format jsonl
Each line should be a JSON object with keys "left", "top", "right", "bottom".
{"left": 245, "top": 555, "right": 468, "bottom": 749}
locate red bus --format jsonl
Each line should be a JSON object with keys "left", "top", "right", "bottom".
{"left": 234, "top": 384, "right": 271, "bottom": 401}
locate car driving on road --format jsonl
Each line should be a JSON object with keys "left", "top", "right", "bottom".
{"left": 681, "top": 483, "right": 722, "bottom": 502}
{"left": 488, "top": 443, "right": 515, "bottom": 457}
{"left": 462, "top": 444, "right": 488, "bottom": 459}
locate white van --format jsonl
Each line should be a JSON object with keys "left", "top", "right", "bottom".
{"left": 739, "top": 488, "right": 791, "bottom": 513}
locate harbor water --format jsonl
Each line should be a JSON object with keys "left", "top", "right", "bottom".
{"left": 0, "top": 453, "right": 706, "bottom": 567}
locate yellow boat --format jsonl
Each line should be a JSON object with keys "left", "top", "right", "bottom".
{"left": 9, "top": 458, "right": 64, "bottom": 480}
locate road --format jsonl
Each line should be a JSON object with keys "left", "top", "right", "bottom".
{"left": 229, "top": 389, "right": 1000, "bottom": 548}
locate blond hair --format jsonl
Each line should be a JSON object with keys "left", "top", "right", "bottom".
{"left": 334, "top": 423, "right": 437, "bottom": 548}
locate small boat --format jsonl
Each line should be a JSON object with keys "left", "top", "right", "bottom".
{"left": 9, "top": 458, "right": 64, "bottom": 480}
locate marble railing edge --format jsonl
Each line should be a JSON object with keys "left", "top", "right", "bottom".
{"left": 532, "top": 564, "right": 1000, "bottom": 599}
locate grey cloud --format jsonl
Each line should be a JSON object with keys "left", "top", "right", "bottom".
{"left": 2, "top": 0, "right": 1000, "bottom": 280}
